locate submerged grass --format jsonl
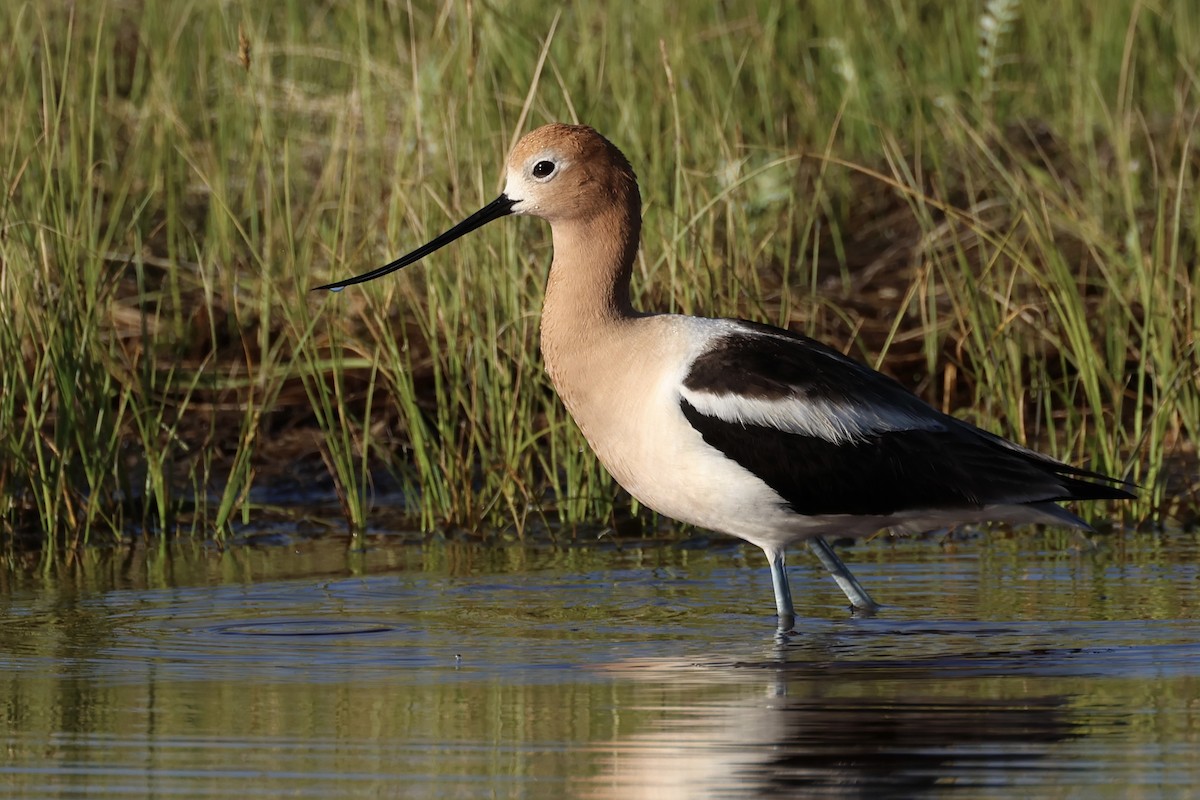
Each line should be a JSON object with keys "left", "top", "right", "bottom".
{"left": 1, "top": 0, "right": 1197, "bottom": 546}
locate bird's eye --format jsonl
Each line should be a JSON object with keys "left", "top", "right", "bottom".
{"left": 532, "top": 160, "right": 556, "bottom": 179}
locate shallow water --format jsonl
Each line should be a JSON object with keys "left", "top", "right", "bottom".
{"left": 1, "top": 529, "right": 1197, "bottom": 798}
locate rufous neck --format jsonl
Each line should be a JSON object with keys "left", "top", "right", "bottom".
{"left": 541, "top": 201, "right": 641, "bottom": 328}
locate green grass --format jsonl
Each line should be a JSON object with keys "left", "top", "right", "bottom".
{"left": 1, "top": 0, "right": 1196, "bottom": 545}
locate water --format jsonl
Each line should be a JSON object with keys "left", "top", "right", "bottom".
{"left": 2, "top": 530, "right": 1197, "bottom": 798}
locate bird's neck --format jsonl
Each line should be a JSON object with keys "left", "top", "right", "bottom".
{"left": 539, "top": 201, "right": 642, "bottom": 401}
{"left": 543, "top": 204, "right": 640, "bottom": 319}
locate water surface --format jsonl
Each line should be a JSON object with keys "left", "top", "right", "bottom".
{"left": 2, "top": 529, "right": 1197, "bottom": 798}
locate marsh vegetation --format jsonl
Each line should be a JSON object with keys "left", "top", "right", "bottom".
{"left": 2, "top": 1, "right": 1196, "bottom": 546}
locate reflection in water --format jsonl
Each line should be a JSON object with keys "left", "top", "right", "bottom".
{"left": 0, "top": 532, "right": 1197, "bottom": 798}
{"left": 580, "top": 658, "right": 1080, "bottom": 799}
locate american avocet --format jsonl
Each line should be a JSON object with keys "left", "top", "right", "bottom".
{"left": 317, "top": 124, "right": 1133, "bottom": 629}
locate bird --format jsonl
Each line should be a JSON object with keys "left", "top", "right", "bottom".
{"left": 316, "top": 123, "right": 1134, "bottom": 630}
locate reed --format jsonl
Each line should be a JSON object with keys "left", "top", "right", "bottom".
{"left": 1, "top": 0, "right": 1195, "bottom": 545}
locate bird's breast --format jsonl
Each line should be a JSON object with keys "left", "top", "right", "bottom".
{"left": 540, "top": 317, "right": 794, "bottom": 536}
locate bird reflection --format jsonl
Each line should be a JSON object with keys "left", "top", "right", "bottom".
{"left": 578, "top": 658, "right": 1078, "bottom": 799}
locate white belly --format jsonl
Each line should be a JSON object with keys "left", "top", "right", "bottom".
{"left": 547, "top": 316, "right": 836, "bottom": 551}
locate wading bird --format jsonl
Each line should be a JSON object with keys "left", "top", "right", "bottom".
{"left": 317, "top": 124, "right": 1132, "bottom": 630}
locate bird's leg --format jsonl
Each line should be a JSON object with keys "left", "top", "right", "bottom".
{"left": 807, "top": 536, "right": 880, "bottom": 615}
{"left": 768, "top": 549, "right": 797, "bottom": 631}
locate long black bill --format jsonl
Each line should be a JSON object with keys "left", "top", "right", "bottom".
{"left": 313, "top": 194, "right": 517, "bottom": 292}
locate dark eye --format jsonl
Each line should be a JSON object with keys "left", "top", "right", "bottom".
{"left": 532, "top": 160, "right": 556, "bottom": 178}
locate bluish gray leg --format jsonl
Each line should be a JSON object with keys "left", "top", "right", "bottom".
{"left": 768, "top": 549, "right": 796, "bottom": 630}
{"left": 807, "top": 536, "right": 879, "bottom": 614}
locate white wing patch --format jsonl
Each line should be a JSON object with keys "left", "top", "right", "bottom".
{"left": 680, "top": 387, "right": 944, "bottom": 444}
{"left": 671, "top": 317, "right": 947, "bottom": 444}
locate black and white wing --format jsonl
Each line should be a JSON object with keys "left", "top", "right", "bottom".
{"left": 678, "top": 320, "right": 1133, "bottom": 518}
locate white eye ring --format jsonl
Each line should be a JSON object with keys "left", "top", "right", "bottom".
{"left": 531, "top": 159, "right": 557, "bottom": 181}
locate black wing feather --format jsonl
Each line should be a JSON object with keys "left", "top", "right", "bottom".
{"left": 681, "top": 322, "right": 1134, "bottom": 517}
